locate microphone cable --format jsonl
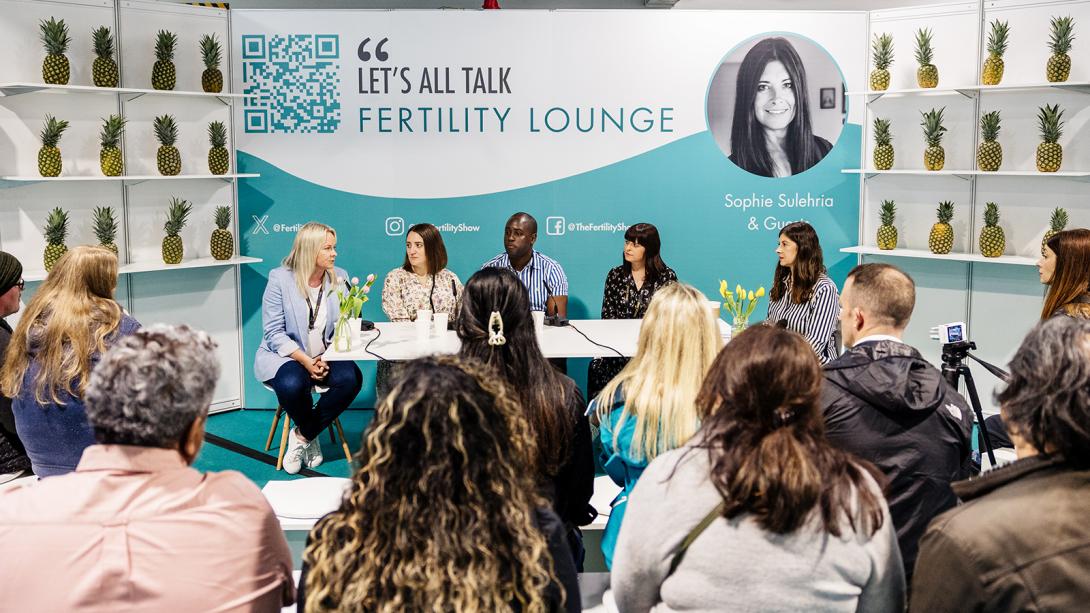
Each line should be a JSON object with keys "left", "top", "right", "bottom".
{"left": 566, "top": 322, "right": 625, "bottom": 358}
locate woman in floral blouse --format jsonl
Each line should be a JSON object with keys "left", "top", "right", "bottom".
{"left": 587, "top": 223, "right": 677, "bottom": 400}
{"left": 378, "top": 223, "right": 464, "bottom": 396}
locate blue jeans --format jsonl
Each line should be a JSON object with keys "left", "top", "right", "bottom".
{"left": 265, "top": 360, "right": 363, "bottom": 440}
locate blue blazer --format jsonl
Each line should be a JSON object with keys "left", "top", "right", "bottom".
{"left": 254, "top": 266, "right": 348, "bottom": 383}
{"left": 13, "top": 313, "right": 141, "bottom": 478}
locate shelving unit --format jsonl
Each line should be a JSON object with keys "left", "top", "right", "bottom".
{"left": 841, "top": 246, "right": 1036, "bottom": 266}
{"left": 0, "top": 0, "right": 253, "bottom": 412}
{"left": 843, "top": 169, "right": 1090, "bottom": 180}
{"left": 848, "top": 81, "right": 1090, "bottom": 100}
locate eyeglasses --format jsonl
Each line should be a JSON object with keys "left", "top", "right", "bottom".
{"left": 15, "top": 279, "right": 24, "bottom": 291}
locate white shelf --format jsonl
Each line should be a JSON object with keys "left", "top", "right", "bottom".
{"left": 848, "top": 81, "right": 1090, "bottom": 100}
{"left": 843, "top": 169, "right": 1090, "bottom": 180}
{"left": 841, "top": 246, "right": 1037, "bottom": 266}
{"left": 0, "top": 82, "right": 242, "bottom": 101}
{"left": 0, "top": 174, "right": 259, "bottom": 188}
{"left": 23, "top": 256, "right": 263, "bottom": 282}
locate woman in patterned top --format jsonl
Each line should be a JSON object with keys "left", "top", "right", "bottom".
{"left": 766, "top": 221, "right": 840, "bottom": 364}
{"left": 587, "top": 223, "right": 677, "bottom": 400}
{"left": 378, "top": 223, "right": 464, "bottom": 397}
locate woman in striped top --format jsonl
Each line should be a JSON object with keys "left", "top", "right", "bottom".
{"left": 766, "top": 221, "right": 840, "bottom": 364}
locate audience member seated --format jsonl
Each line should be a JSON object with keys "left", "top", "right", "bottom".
{"left": 587, "top": 222, "right": 678, "bottom": 401}
{"left": 378, "top": 222, "right": 463, "bottom": 398}
{"left": 299, "top": 356, "right": 579, "bottom": 613}
{"left": 0, "top": 325, "right": 295, "bottom": 611}
{"left": 822, "top": 263, "right": 975, "bottom": 583}
{"left": 0, "top": 251, "right": 30, "bottom": 483}
{"left": 589, "top": 282, "right": 720, "bottom": 569}
{"left": 457, "top": 267, "right": 594, "bottom": 567}
{"left": 483, "top": 212, "right": 569, "bottom": 318}
{"left": 612, "top": 326, "right": 905, "bottom": 611}
{"left": 0, "top": 246, "right": 140, "bottom": 478}
{"left": 911, "top": 317, "right": 1090, "bottom": 612}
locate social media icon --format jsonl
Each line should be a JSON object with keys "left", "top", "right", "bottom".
{"left": 546, "top": 216, "right": 566, "bottom": 236}
{"left": 252, "top": 215, "right": 270, "bottom": 235}
{"left": 385, "top": 216, "right": 405, "bottom": 236}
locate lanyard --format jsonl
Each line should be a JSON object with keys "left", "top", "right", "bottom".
{"left": 305, "top": 284, "right": 325, "bottom": 331}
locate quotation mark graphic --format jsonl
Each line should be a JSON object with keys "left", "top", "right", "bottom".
{"left": 546, "top": 216, "right": 566, "bottom": 236}
{"left": 385, "top": 217, "right": 405, "bottom": 236}
{"left": 358, "top": 37, "right": 390, "bottom": 62}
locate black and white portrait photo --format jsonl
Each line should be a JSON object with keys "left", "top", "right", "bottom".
{"left": 707, "top": 34, "right": 846, "bottom": 178}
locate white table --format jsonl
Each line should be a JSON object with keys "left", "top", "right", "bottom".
{"left": 322, "top": 318, "right": 731, "bottom": 361}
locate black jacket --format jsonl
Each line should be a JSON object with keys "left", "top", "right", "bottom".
{"left": 821, "top": 340, "right": 975, "bottom": 580}
{"left": 910, "top": 456, "right": 1090, "bottom": 612}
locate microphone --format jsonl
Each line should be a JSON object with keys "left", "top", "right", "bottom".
{"left": 542, "top": 280, "right": 568, "bottom": 327}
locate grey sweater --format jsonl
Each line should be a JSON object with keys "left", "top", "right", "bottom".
{"left": 611, "top": 444, "right": 905, "bottom": 613}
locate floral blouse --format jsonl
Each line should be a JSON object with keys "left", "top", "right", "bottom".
{"left": 381, "top": 267, "right": 464, "bottom": 322}
{"left": 600, "top": 265, "right": 678, "bottom": 319}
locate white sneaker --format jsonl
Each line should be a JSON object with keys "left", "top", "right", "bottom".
{"left": 305, "top": 437, "right": 324, "bottom": 468}
{"left": 283, "top": 429, "right": 307, "bottom": 474}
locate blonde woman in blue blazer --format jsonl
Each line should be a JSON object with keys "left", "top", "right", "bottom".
{"left": 254, "top": 222, "right": 362, "bottom": 474}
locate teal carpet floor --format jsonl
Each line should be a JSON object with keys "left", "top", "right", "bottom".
{"left": 194, "top": 409, "right": 374, "bottom": 488}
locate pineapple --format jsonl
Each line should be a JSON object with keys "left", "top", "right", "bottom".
{"left": 200, "top": 34, "right": 223, "bottom": 93}
{"left": 207, "top": 121, "right": 229, "bottom": 175}
{"left": 982, "top": 20, "right": 1009, "bottom": 85}
{"left": 915, "top": 28, "right": 939, "bottom": 88}
{"left": 92, "top": 26, "right": 119, "bottom": 88}
{"left": 1042, "top": 207, "right": 1069, "bottom": 254}
{"left": 976, "top": 111, "right": 1003, "bottom": 172}
{"left": 99, "top": 115, "right": 126, "bottom": 177}
{"left": 877, "top": 200, "right": 898, "bottom": 250}
{"left": 39, "top": 17, "right": 71, "bottom": 85}
{"left": 37, "top": 115, "right": 69, "bottom": 177}
{"left": 929, "top": 201, "right": 955, "bottom": 255}
{"left": 154, "top": 115, "right": 182, "bottom": 176}
{"left": 210, "top": 206, "right": 234, "bottom": 260}
{"left": 1046, "top": 16, "right": 1075, "bottom": 83}
{"left": 921, "top": 107, "right": 947, "bottom": 171}
{"left": 162, "top": 198, "right": 192, "bottom": 264}
{"left": 152, "top": 30, "right": 178, "bottom": 90}
{"left": 43, "top": 207, "right": 69, "bottom": 272}
{"left": 979, "top": 202, "right": 1005, "bottom": 257}
{"left": 1036, "top": 104, "right": 1064, "bottom": 172}
{"left": 93, "top": 206, "right": 119, "bottom": 255}
{"left": 873, "top": 118, "right": 894, "bottom": 170}
{"left": 870, "top": 33, "right": 894, "bottom": 91}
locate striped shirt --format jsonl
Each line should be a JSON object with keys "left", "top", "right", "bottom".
{"left": 767, "top": 274, "right": 841, "bottom": 364}
{"left": 482, "top": 250, "right": 568, "bottom": 312}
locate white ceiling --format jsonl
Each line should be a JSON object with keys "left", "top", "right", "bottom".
{"left": 169, "top": 0, "right": 950, "bottom": 10}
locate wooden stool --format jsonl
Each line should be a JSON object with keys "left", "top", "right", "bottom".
{"left": 262, "top": 384, "right": 352, "bottom": 471}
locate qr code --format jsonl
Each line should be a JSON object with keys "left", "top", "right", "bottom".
{"left": 241, "top": 34, "right": 342, "bottom": 134}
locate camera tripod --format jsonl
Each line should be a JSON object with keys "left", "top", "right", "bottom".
{"left": 940, "top": 340, "right": 1009, "bottom": 467}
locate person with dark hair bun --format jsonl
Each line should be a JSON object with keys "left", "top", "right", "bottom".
{"left": 587, "top": 222, "right": 677, "bottom": 400}
{"left": 911, "top": 317, "right": 1090, "bottom": 612}
{"left": 612, "top": 325, "right": 904, "bottom": 611}
{"left": 728, "top": 37, "right": 833, "bottom": 178}
{"left": 456, "top": 267, "right": 595, "bottom": 569}
{"left": 767, "top": 221, "right": 840, "bottom": 363}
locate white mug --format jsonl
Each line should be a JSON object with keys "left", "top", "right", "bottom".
{"left": 415, "top": 309, "right": 432, "bottom": 339}
{"left": 432, "top": 312, "right": 449, "bottom": 336}
{"left": 531, "top": 310, "right": 545, "bottom": 334}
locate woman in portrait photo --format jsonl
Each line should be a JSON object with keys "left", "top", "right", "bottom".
{"left": 729, "top": 37, "right": 832, "bottom": 178}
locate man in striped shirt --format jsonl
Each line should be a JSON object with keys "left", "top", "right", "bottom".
{"left": 483, "top": 212, "right": 569, "bottom": 317}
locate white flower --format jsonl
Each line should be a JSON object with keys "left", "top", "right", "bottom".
{"left": 351, "top": 276, "right": 360, "bottom": 286}
{"left": 366, "top": 273, "right": 376, "bottom": 283}
{"left": 362, "top": 285, "right": 371, "bottom": 295}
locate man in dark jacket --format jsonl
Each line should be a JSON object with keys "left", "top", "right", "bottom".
{"left": 910, "top": 317, "right": 1090, "bottom": 612}
{"left": 821, "top": 263, "right": 974, "bottom": 584}
{"left": 0, "top": 251, "right": 30, "bottom": 482}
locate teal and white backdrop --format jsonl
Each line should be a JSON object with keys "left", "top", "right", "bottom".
{"left": 231, "top": 10, "right": 867, "bottom": 407}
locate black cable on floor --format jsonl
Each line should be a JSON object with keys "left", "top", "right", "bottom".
{"left": 203, "top": 432, "right": 326, "bottom": 478}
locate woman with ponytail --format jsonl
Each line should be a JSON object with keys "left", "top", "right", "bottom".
{"left": 611, "top": 325, "right": 905, "bottom": 612}
{"left": 457, "top": 267, "right": 595, "bottom": 569}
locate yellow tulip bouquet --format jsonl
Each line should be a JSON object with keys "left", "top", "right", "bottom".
{"left": 719, "top": 280, "right": 766, "bottom": 334}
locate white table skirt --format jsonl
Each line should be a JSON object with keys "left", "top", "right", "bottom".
{"left": 321, "top": 318, "right": 731, "bottom": 361}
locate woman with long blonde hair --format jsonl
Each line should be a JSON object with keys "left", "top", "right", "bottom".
{"left": 591, "top": 282, "right": 722, "bottom": 568}
{"left": 299, "top": 355, "right": 580, "bottom": 613}
{"left": 0, "top": 246, "right": 140, "bottom": 477}
{"left": 254, "top": 222, "right": 363, "bottom": 474}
